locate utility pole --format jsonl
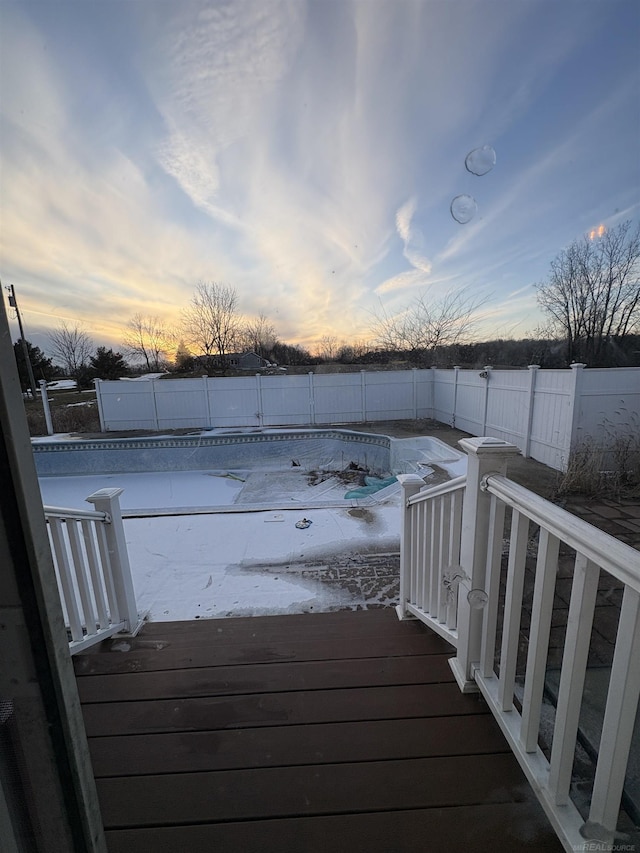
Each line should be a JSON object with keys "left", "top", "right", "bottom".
{"left": 5, "top": 282, "right": 38, "bottom": 398}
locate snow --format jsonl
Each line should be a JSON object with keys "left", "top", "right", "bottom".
{"left": 119, "top": 373, "right": 167, "bottom": 381}
{"left": 40, "top": 468, "right": 403, "bottom": 622}
{"left": 37, "top": 430, "right": 466, "bottom": 623}
{"left": 46, "top": 379, "right": 77, "bottom": 390}
{"left": 123, "top": 504, "right": 400, "bottom": 621}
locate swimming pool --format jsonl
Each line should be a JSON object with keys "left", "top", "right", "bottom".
{"left": 35, "top": 429, "right": 466, "bottom": 514}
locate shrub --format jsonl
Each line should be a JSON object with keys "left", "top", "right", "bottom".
{"left": 556, "top": 435, "right": 640, "bottom": 499}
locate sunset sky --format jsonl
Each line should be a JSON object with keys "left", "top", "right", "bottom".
{"left": 1, "top": 0, "right": 639, "bottom": 357}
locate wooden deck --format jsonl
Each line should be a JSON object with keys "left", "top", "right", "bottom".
{"left": 74, "top": 608, "right": 564, "bottom": 852}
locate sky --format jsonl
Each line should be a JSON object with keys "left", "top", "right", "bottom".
{"left": 1, "top": 0, "right": 639, "bottom": 358}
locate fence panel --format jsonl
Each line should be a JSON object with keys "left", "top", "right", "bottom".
{"left": 260, "top": 374, "right": 313, "bottom": 426}
{"left": 312, "top": 373, "right": 366, "bottom": 424}
{"left": 577, "top": 367, "right": 640, "bottom": 445}
{"left": 485, "top": 370, "right": 531, "bottom": 446}
{"left": 431, "top": 369, "right": 455, "bottom": 424}
{"left": 95, "top": 379, "right": 158, "bottom": 430}
{"left": 527, "top": 370, "right": 573, "bottom": 470}
{"left": 452, "top": 372, "right": 485, "bottom": 434}
{"left": 362, "top": 371, "right": 424, "bottom": 422}
{"left": 155, "top": 379, "right": 209, "bottom": 429}
{"left": 206, "top": 376, "right": 261, "bottom": 428}
{"left": 95, "top": 367, "right": 640, "bottom": 473}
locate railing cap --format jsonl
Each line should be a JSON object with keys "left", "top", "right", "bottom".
{"left": 86, "top": 487, "right": 125, "bottom": 501}
{"left": 459, "top": 437, "right": 521, "bottom": 457}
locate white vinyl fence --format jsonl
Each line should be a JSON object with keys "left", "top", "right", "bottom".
{"left": 94, "top": 365, "right": 640, "bottom": 471}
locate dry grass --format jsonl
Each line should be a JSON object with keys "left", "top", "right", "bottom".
{"left": 556, "top": 434, "right": 640, "bottom": 499}
{"left": 24, "top": 390, "right": 101, "bottom": 436}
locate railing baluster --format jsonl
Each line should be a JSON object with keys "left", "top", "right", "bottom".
{"left": 414, "top": 501, "right": 423, "bottom": 610}
{"left": 48, "top": 519, "right": 84, "bottom": 642}
{"left": 520, "top": 529, "right": 560, "bottom": 753}
{"left": 95, "top": 520, "right": 120, "bottom": 623}
{"left": 588, "top": 586, "right": 640, "bottom": 836}
{"left": 480, "top": 493, "right": 506, "bottom": 678}
{"left": 421, "top": 501, "right": 431, "bottom": 612}
{"left": 548, "top": 553, "right": 599, "bottom": 805}
{"left": 438, "top": 493, "right": 451, "bottom": 623}
{"left": 497, "top": 509, "right": 529, "bottom": 712}
{"left": 447, "top": 488, "right": 463, "bottom": 630}
{"left": 429, "top": 498, "right": 441, "bottom": 616}
{"left": 81, "top": 519, "right": 109, "bottom": 628}
{"left": 66, "top": 518, "right": 98, "bottom": 637}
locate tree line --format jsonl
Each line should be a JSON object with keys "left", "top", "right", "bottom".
{"left": 12, "top": 220, "right": 640, "bottom": 392}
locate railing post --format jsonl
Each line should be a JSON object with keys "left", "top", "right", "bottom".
{"left": 396, "top": 474, "right": 427, "bottom": 621}
{"left": 85, "top": 488, "right": 140, "bottom": 634}
{"left": 449, "top": 437, "right": 520, "bottom": 692}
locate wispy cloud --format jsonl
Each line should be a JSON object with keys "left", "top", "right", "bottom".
{"left": 1, "top": 0, "right": 638, "bottom": 354}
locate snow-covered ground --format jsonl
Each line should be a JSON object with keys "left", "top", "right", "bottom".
{"left": 38, "top": 432, "right": 466, "bottom": 622}
{"left": 40, "top": 468, "right": 404, "bottom": 622}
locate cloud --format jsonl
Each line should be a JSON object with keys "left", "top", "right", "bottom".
{"left": 1, "top": 0, "right": 638, "bottom": 355}
{"left": 148, "top": 1, "right": 306, "bottom": 220}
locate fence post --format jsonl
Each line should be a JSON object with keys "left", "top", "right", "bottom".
{"left": 85, "top": 488, "right": 140, "bottom": 634}
{"left": 360, "top": 370, "right": 367, "bottom": 421}
{"left": 203, "top": 375, "right": 213, "bottom": 427}
{"left": 412, "top": 369, "right": 418, "bottom": 419}
{"left": 523, "top": 365, "right": 539, "bottom": 458}
{"left": 452, "top": 366, "right": 460, "bottom": 428}
{"left": 481, "top": 366, "right": 492, "bottom": 434}
{"left": 449, "top": 437, "right": 521, "bottom": 692}
{"left": 429, "top": 365, "right": 437, "bottom": 420}
{"left": 308, "top": 372, "right": 315, "bottom": 425}
{"left": 39, "top": 380, "right": 54, "bottom": 435}
{"left": 255, "top": 373, "right": 263, "bottom": 426}
{"left": 396, "top": 474, "right": 427, "bottom": 621}
{"left": 150, "top": 379, "right": 159, "bottom": 430}
{"left": 567, "top": 363, "right": 586, "bottom": 467}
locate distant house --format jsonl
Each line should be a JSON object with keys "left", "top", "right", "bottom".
{"left": 197, "top": 351, "right": 272, "bottom": 371}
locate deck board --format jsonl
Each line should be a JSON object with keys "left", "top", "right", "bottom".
{"left": 75, "top": 608, "right": 563, "bottom": 851}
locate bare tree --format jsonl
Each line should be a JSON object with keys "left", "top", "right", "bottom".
{"left": 537, "top": 221, "right": 640, "bottom": 365}
{"left": 123, "top": 314, "right": 172, "bottom": 372}
{"left": 182, "top": 282, "right": 240, "bottom": 370}
{"left": 239, "top": 313, "right": 278, "bottom": 357}
{"left": 49, "top": 322, "right": 93, "bottom": 379}
{"left": 371, "top": 287, "right": 485, "bottom": 364}
{"left": 317, "top": 335, "right": 338, "bottom": 361}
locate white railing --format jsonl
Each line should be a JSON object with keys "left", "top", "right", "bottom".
{"left": 44, "top": 488, "right": 141, "bottom": 654}
{"left": 398, "top": 437, "right": 640, "bottom": 852}
{"left": 396, "top": 474, "right": 466, "bottom": 646}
